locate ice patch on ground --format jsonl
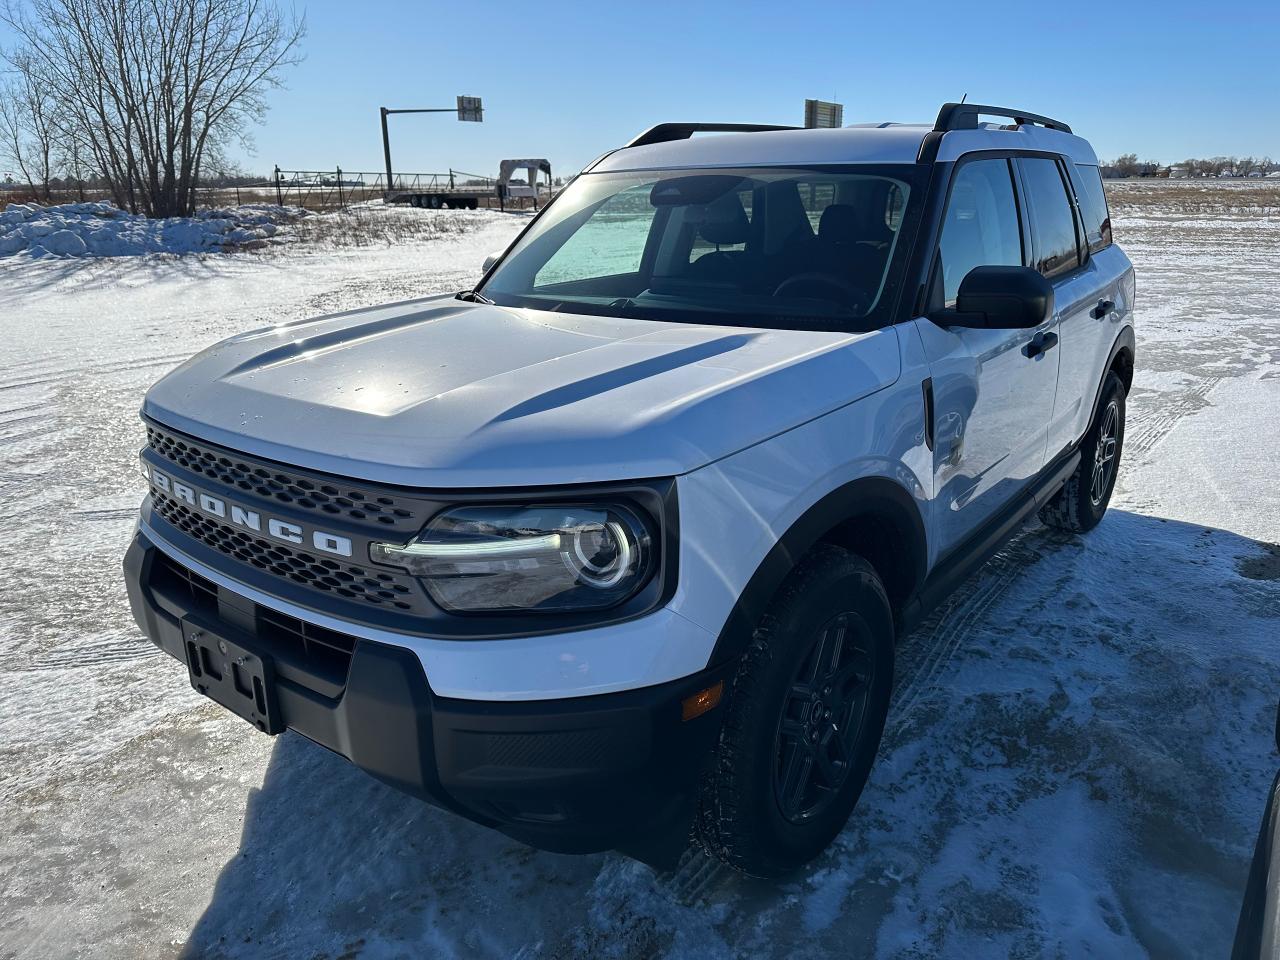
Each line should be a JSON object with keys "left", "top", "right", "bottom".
{"left": 0, "top": 201, "right": 304, "bottom": 259}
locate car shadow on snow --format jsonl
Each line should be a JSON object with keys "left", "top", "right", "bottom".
{"left": 181, "top": 509, "right": 1280, "bottom": 960}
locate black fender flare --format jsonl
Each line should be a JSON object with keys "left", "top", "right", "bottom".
{"left": 706, "top": 475, "right": 927, "bottom": 669}
{"left": 1089, "top": 325, "right": 1136, "bottom": 430}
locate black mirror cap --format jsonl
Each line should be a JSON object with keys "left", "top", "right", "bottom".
{"left": 947, "top": 266, "right": 1054, "bottom": 329}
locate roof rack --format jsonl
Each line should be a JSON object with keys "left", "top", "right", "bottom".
{"left": 934, "top": 103, "right": 1072, "bottom": 135}
{"left": 624, "top": 122, "right": 800, "bottom": 149}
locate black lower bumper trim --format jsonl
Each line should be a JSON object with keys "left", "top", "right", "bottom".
{"left": 124, "top": 532, "right": 726, "bottom": 854}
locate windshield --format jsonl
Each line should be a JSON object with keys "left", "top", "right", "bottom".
{"left": 479, "top": 165, "right": 922, "bottom": 330}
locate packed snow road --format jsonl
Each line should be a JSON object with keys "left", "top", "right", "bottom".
{"left": 1, "top": 187, "right": 1278, "bottom": 959}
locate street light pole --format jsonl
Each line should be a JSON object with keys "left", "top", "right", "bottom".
{"left": 380, "top": 107, "right": 394, "bottom": 197}
{"left": 379, "top": 100, "right": 483, "bottom": 201}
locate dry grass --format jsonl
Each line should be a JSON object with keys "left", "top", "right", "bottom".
{"left": 290, "top": 205, "right": 504, "bottom": 249}
{"left": 1104, "top": 179, "right": 1280, "bottom": 217}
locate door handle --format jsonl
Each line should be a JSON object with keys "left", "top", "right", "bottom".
{"left": 1090, "top": 299, "right": 1115, "bottom": 320}
{"left": 1023, "top": 331, "right": 1059, "bottom": 359}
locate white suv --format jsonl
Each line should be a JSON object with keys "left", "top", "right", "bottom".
{"left": 125, "top": 103, "right": 1135, "bottom": 876}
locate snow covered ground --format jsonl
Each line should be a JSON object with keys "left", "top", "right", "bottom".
{"left": 0, "top": 201, "right": 306, "bottom": 258}
{"left": 1, "top": 187, "right": 1278, "bottom": 959}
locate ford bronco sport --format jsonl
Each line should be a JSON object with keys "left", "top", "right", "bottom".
{"left": 124, "top": 102, "right": 1135, "bottom": 876}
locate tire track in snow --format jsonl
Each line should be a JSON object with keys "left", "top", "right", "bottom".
{"left": 72, "top": 507, "right": 139, "bottom": 522}
{"left": 0, "top": 352, "right": 190, "bottom": 393}
{"left": 1125, "top": 376, "right": 1220, "bottom": 460}
{"left": 0, "top": 424, "right": 56, "bottom": 447}
{"left": 657, "top": 848, "right": 728, "bottom": 906}
{"left": 0, "top": 401, "right": 51, "bottom": 424}
{"left": 892, "top": 536, "right": 1042, "bottom": 729}
{"left": 9, "top": 634, "right": 160, "bottom": 673}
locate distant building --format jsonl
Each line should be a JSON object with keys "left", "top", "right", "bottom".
{"left": 1168, "top": 164, "right": 1191, "bottom": 179}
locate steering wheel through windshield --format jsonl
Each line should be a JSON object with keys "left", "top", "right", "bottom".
{"left": 773, "top": 273, "right": 871, "bottom": 314}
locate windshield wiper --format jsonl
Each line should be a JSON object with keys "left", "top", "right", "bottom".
{"left": 455, "top": 289, "right": 493, "bottom": 304}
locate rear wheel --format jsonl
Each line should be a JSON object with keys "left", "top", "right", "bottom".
{"left": 427, "top": 194, "right": 442, "bottom": 209}
{"left": 695, "top": 545, "right": 894, "bottom": 877}
{"left": 1040, "top": 371, "right": 1126, "bottom": 533}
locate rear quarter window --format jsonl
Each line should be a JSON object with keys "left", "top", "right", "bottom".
{"left": 1073, "top": 163, "right": 1113, "bottom": 254}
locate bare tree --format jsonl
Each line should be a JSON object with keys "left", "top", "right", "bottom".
{"left": 2, "top": 0, "right": 303, "bottom": 217}
{"left": 0, "top": 53, "right": 58, "bottom": 201}
{"left": 1111, "top": 153, "right": 1140, "bottom": 178}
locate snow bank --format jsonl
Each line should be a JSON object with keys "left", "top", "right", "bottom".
{"left": 0, "top": 200, "right": 303, "bottom": 259}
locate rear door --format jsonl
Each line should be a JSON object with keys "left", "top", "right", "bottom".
{"left": 913, "top": 156, "right": 1062, "bottom": 560}
{"left": 1016, "top": 156, "right": 1112, "bottom": 457}
{"left": 1055, "top": 161, "right": 1129, "bottom": 454}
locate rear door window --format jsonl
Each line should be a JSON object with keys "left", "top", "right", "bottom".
{"left": 1072, "top": 163, "right": 1112, "bottom": 254}
{"left": 935, "top": 158, "right": 1024, "bottom": 305}
{"left": 1018, "top": 157, "right": 1081, "bottom": 279}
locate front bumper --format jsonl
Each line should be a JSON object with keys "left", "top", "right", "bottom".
{"left": 124, "top": 531, "right": 728, "bottom": 854}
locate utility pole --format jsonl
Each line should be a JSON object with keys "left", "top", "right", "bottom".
{"left": 379, "top": 97, "right": 483, "bottom": 200}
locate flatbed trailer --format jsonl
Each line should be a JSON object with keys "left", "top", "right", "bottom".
{"left": 385, "top": 171, "right": 493, "bottom": 209}
{"left": 390, "top": 189, "right": 482, "bottom": 209}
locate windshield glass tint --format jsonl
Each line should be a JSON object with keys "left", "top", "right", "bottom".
{"left": 480, "top": 166, "right": 920, "bottom": 329}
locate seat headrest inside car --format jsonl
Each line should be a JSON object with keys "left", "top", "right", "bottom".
{"left": 698, "top": 192, "right": 750, "bottom": 246}
{"left": 818, "top": 204, "right": 861, "bottom": 244}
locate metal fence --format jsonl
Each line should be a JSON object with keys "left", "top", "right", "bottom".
{"left": 1, "top": 166, "right": 544, "bottom": 214}
{"left": 261, "top": 168, "right": 502, "bottom": 212}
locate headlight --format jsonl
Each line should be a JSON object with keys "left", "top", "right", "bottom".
{"left": 370, "top": 504, "right": 655, "bottom": 613}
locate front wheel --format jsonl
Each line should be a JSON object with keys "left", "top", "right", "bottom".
{"left": 695, "top": 545, "right": 894, "bottom": 877}
{"left": 1040, "top": 371, "right": 1126, "bottom": 533}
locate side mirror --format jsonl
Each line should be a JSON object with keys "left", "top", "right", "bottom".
{"left": 482, "top": 250, "right": 503, "bottom": 274}
{"left": 935, "top": 266, "right": 1054, "bottom": 329}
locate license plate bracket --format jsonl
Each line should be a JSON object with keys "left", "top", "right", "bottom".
{"left": 182, "top": 621, "right": 282, "bottom": 734}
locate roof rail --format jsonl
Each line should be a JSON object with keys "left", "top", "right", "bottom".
{"left": 624, "top": 122, "right": 800, "bottom": 150}
{"left": 934, "top": 103, "right": 1072, "bottom": 135}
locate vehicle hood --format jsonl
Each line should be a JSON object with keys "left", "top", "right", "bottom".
{"left": 143, "top": 296, "right": 901, "bottom": 487}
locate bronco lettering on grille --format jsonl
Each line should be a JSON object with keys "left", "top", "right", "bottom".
{"left": 141, "top": 458, "right": 353, "bottom": 558}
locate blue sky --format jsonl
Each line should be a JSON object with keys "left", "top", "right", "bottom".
{"left": 7, "top": 0, "right": 1280, "bottom": 177}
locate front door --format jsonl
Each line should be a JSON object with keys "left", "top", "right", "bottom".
{"left": 914, "top": 157, "right": 1062, "bottom": 563}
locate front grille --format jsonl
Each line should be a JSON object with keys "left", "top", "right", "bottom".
{"left": 152, "top": 491, "right": 422, "bottom": 612}
{"left": 146, "top": 424, "right": 418, "bottom": 528}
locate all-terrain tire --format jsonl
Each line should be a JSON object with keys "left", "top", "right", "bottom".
{"left": 694, "top": 545, "right": 894, "bottom": 877}
{"left": 1040, "top": 371, "right": 1126, "bottom": 533}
